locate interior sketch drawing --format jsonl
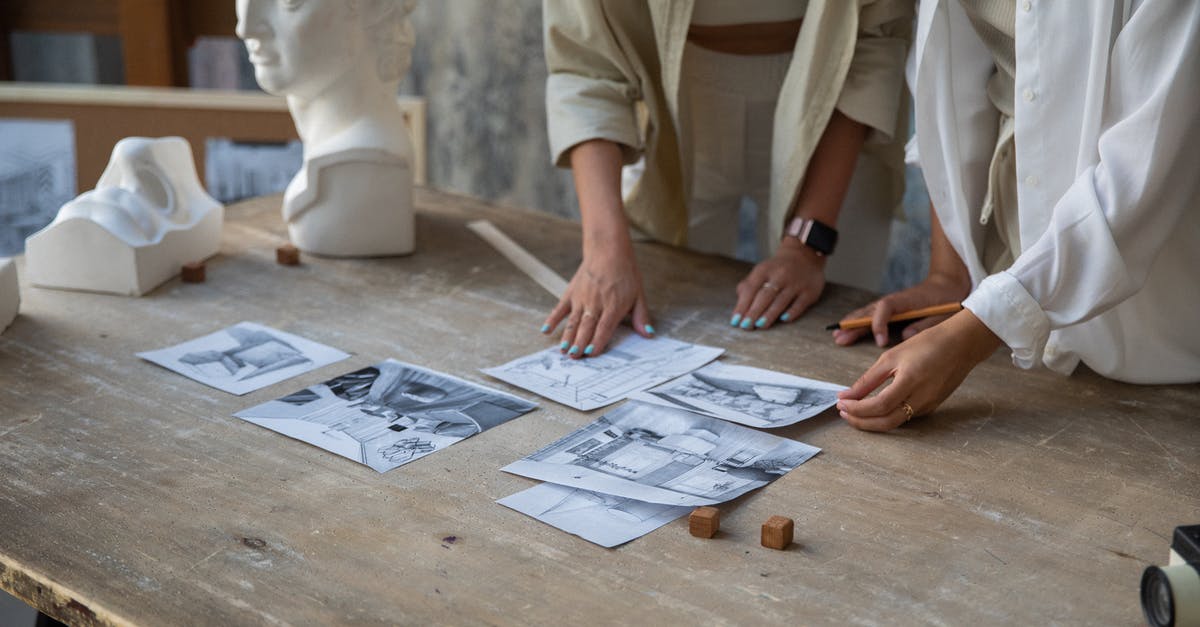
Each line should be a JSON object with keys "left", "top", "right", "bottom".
{"left": 137, "top": 321, "right": 349, "bottom": 395}
{"left": 236, "top": 359, "right": 537, "bottom": 472}
{"left": 632, "top": 362, "right": 846, "bottom": 428}
{"left": 498, "top": 482, "right": 690, "bottom": 548}
{"left": 483, "top": 331, "right": 724, "bottom": 410}
{"left": 503, "top": 401, "right": 819, "bottom": 506}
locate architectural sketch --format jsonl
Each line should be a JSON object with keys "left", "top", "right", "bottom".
{"left": 137, "top": 322, "right": 349, "bottom": 395}
{"left": 503, "top": 401, "right": 820, "bottom": 506}
{"left": 632, "top": 362, "right": 845, "bottom": 428}
{"left": 499, "top": 482, "right": 690, "bottom": 548}
{"left": 482, "top": 332, "right": 724, "bottom": 410}
{"left": 235, "top": 359, "right": 537, "bottom": 472}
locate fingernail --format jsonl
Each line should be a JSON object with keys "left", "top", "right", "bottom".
{"left": 730, "top": 314, "right": 742, "bottom": 327}
{"left": 644, "top": 324, "right": 655, "bottom": 335}
{"left": 584, "top": 344, "right": 594, "bottom": 355}
{"left": 780, "top": 312, "right": 790, "bottom": 322}
{"left": 755, "top": 317, "right": 767, "bottom": 328}
{"left": 568, "top": 345, "right": 580, "bottom": 355}
{"left": 875, "top": 333, "right": 886, "bottom": 346}
{"left": 540, "top": 323, "right": 550, "bottom": 333}
{"left": 559, "top": 341, "right": 569, "bottom": 351}
{"left": 740, "top": 319, "right": 752, "bottom": 329}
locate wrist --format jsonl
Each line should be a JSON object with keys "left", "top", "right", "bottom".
{"left": 782, "top": 215, "right": 838, "bottom": 256}
{"left": 949, "top": 309, "right": 1003, "bottom": 363}
{"left": 778, "top": 236, "right": 828, "bottom": 268}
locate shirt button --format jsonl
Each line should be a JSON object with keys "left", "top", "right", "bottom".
{"left": 1023, "top": 88, "right": 1036, "bottom": 102}
{"left": 1025, "top": 175, "right": 1039, "bottom": 186}
{"left": 1022, "top": 1, "right": 1032, "bottom": 11}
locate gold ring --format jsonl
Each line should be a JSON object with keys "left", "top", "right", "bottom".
{"left": 581, "top": 310, "right": 595, "bottom": 319}
{"left": 901, "top": 401, "right": 914, "bottom": 422}
{"left": 761, "top": 282, "right": 780, "bottom": 292}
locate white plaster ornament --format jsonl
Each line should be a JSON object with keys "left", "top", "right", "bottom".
{"left": 236, "top": 0, "right": 418, "bottom": 257}
{"left": 25, "top": 137, "right": 223, "bottom": 296}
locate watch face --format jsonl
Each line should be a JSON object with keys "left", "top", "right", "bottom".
{"left": 787, "top": 218, "right": 837, "bottom": 255}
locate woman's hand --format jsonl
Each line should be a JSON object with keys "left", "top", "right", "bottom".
{"left": 831, "top": 271, "right": 970, "bottom": 346}
{"left": 542, "top": 245, "right": 653, "bottom": 358}
{"left": 730, "top": 238, "right": 826, "bottom": 330}
{"left": 836, "top": 309, "right": 1002, "bottom": 431}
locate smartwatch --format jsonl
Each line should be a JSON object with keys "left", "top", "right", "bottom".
{"left": 784, "top": 217, "right": 838, "bottom": 256}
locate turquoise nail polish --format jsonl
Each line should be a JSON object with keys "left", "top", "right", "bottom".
{"left": 755, "top": 317, "right": 767, "bottom": 328}
{"left": 568, "top": 345, "right": 580, "bottom": 355}
{"left": 559, "top": 341, "right": 569, "bottom": 350}
{"left": 730, "top": 314, "right": 741, "bottom": 327}
{"left": 780, "top": 312, "right": 790, "bottom": 322}
{"left": 740, "top": 319, "right": 752, "bottom": 329}
{"left": 584, "top": 344, "right": 594, "bottom": 356}
{"left": 644, "top": 324, "right": 655, "bottom": 335}
{"left": 540, "top": 323, "right": 550, "bottom": 333}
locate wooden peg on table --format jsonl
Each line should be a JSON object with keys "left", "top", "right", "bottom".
{"left": 689, "top": 506, "right": 720, "bottom": 538}
{"left": 276, "top": 244, "right": 301, "bottom": 266}
{"left": 761, "top": 515, "right": 793, "bottom": 550}
{"left": 181, "top": 261, "right": 206, "bottom": 283}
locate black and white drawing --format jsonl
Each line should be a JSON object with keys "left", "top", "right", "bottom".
{"left": 498, "top": 482, "right": 690, "bottom": 548}
{"left": 235, "top": 359, "right": 537, "bottom": 472}
{"left": 503, "top": 401, "right": 820, "bottom": 506}
{"left": 137, "top": 321, "right": 350, "bottom": 395}
{"left": 482, "top": 331, "right": 724, "bottom": 410}
{"left": 632, "top": 362, "right": 846, "bottom": 428}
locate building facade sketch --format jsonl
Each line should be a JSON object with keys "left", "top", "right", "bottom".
{"left": 498, "top": 482, "right": 690, "bottom": 548}
{"left": 482, "top": 332, "right": 724, "bottom": 410}
{"left": 632, "top": 362, "right": 845, "bottom": 428}
{"left": 503, "top": 401, "right": 819, "bottom": 506}
{"left": 137, "top": 321, "right": 349, "bottom": 395}
{"left": 236, "top": 359, "right": 537, "bottom": 472}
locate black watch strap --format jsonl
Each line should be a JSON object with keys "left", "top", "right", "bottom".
{"left": 784, "top": 217, "right": 838, "bottom": 256}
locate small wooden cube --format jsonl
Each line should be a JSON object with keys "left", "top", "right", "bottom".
{"left": 276, "top": 244, "right": 301, "bottom": 266}
{"left": 180, "top": 261, "right": 206, "bottom": 283}
{"left": 689, "top": 506, "right": 720, "bottom": 538}
{"left": 761, "top": 515, "right": 794, "bottom": 550}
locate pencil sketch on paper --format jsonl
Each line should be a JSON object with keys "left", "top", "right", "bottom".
{"left": 631, "top": 362, "right": 846, "bottom": 428}
{"left": 481, "top": 331, "right": 724, "bottom": 411}
{"left": 137, "top": 321, "right": 350, "bottom": 395}
{"left": 235, "top": 359, "right": 537, "bottom": 472}
{"left": 498, "top": 482, "right": 690, "bottom": 548}
{"left": 502, "top": 401, "right": 820, "bottom": 506}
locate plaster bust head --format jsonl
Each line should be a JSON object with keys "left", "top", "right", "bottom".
{"left": 236, "top": 0, "right": 415, "bottom": 102}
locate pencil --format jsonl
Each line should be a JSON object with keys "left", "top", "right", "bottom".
{"left": 825, "top": 302, "right": 963, "bottom": 331}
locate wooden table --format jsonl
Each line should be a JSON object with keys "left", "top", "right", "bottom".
{"left": 0, "top": 190, "right": 1196, "bottom": 625}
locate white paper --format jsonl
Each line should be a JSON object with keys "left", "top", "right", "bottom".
{"left": 503, "top": 401, "right": 820, "bottom": 506}
{"left": 499, "top": 482, "right": 689, "bottom": 548}
{"left": 138, "top": 322, "right": 349, "bottom": 395}
{"left": 235, "top": 359, "right": 537, "bottom": 472}
{"left": 482, "top": 332, "right": 724, "bottom": 411}
{"left": 631, "top": 362, "right": 846, "bottom": 428}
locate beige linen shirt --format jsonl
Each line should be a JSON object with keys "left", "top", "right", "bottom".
{"left": 543, "top": 0, "right": 913, "bottom": 253}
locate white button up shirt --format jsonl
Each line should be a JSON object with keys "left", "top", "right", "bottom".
{"left": 909, "top": 0, "right": 1200, "bottom": 383}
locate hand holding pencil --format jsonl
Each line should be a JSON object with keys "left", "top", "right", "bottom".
{"left": 831, "top": 278, "right": 971, "bottom": 347}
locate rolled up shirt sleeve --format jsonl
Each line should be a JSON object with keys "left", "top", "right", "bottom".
{"left": 835, "top": 0, "right": 913, "bottom": 144}
{"left": 543, "top": 0, "right": 644, "bottom": 168}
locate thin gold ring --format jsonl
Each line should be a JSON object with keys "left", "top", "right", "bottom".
{"left": 761, "top": 282, "right": 780, "bottom": 292}
{"left": 901, "top": 401, "right": 915, "bottom": 422}
{"left": 581, "top": 310, "right": 595, "bottom": 319}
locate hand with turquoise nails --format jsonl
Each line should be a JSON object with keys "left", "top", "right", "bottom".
{"left": 730, "top": 237, "right": 826, "bottom": 331}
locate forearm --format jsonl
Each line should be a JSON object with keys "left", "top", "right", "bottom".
{"left": 568, "top": 139, "right": 633, "bottom": 258}
{"left": 927, "top": 204, "right": 971, "bottom": 294}
{"left": 786, "top": 110, "right": 869, "bottom": 228}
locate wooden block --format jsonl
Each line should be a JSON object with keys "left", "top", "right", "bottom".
{"left": 276, "top": 244, "right": 301, "bottom": 266}
{"left": 761, "top": 515, "right": 793, "bottom": 550}
{"left": 180, "top": 261, "right": 205, "bottom": 283}
{"left": 689, "top": 506, "right": 720, "bottom": 539}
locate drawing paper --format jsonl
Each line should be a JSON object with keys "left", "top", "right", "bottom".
{"left": 138, "top": 321, "right": 349, "bottom": 395}
{"left": 503, "top": 401, "right": 820, "bottom": 506}
{"left": 631, "top": 362, "right": 845, "bottom": 428}
{"left": 499, "top": 482, "right": 690, "bottom": 548}
{"left": 235, "top": 359, "right": 537, "bottom": 472}
{"left": 482, "top": 332, "right": 724, "bottom": 411}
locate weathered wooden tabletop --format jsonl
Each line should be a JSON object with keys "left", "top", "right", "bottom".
{"left": 0, "top": 190, "right": 1196, "bottom": 626}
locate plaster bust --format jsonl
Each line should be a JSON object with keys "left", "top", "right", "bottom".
{"left": 236, "top": 0, "right": 418, "bottom": 257}
{"left": 25, "top": 137, "right": 223, "bottom": 296}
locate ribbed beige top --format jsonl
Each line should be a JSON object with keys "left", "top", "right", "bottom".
{"left": 691, "top": 0, "right": 807, "bottom": 26}
{"left": 959, "top": 0, "right": 1016, "bottom": 116}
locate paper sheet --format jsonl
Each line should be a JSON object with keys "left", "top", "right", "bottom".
{"left": 235, "top": 359, "right": 537, "bottom": 472}
{"left": 631, "top": 362, "right": 845, "bottom": 428}
{"left": 502, "top": 401, "right": 820, "bottom": 506}
{"left": 482, "top": 332, "right": 724, "bottom": 411}
{"left": 138, "top": 321, "right": 349, "bottom": 395}
{"left": 498, "top": 482, "right": 690, "bottom": 548}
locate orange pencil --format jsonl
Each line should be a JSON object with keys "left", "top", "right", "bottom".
{"left": 825, "top": 302, "right": 963, "bottom": 331}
